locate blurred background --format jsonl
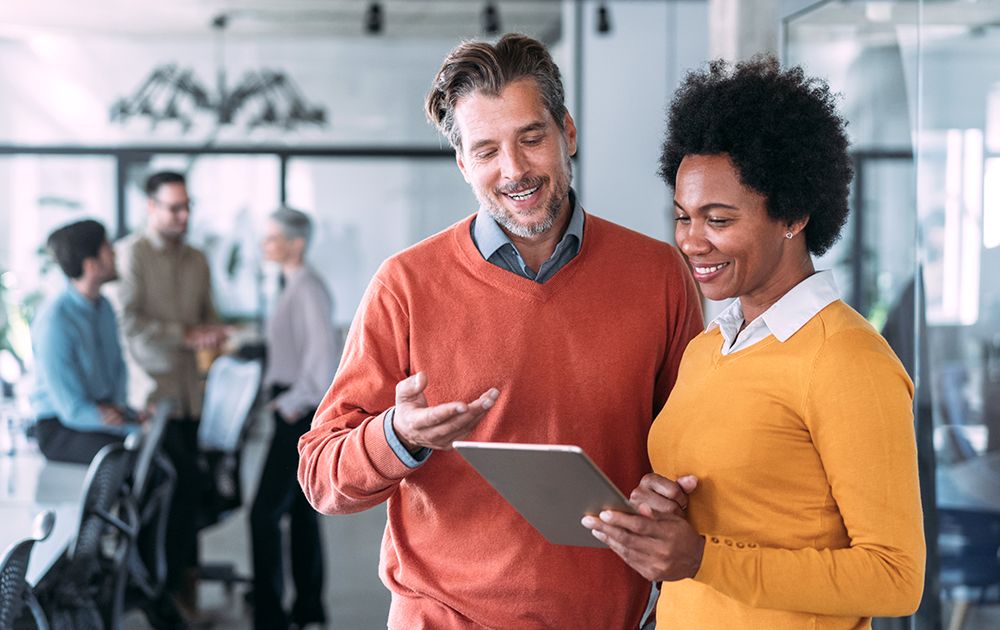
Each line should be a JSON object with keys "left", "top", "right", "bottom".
{"left": 1, "top": 1, "right": 999, "bottom": 628}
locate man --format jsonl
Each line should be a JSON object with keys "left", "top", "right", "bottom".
{"left": 298, "top": 34, "right": 703, "bottom": 629}
{"left": 31, "top": 220, "right": 139, "bottom": 465}
{"left": 113, "top": 170, "right": 228, "bottom": 612}
{"left": 250, "top": 207, "right": 336, "bottom": 630}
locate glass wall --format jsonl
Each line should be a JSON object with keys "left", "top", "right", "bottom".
{"left": 786, "top": 1, "right": 1000, "bottom": 628}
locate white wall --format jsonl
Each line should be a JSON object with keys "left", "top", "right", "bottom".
{"left": 576, "top": 0, "right": 709, "bottom": 243}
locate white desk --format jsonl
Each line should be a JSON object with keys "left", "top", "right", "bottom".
{"left": 0, "top": 448, "right": 87, "bottom": 584}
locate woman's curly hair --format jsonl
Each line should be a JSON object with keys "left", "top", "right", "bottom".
{"left": 659, "top": 56, "right": 852, "bottom": 256}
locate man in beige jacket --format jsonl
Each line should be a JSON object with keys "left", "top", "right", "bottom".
{"left": 114, "top": 170, "right": 228, "bottom": 614}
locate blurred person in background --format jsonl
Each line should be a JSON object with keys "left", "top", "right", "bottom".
{"left": 250, "top": 207, "right": 337, "bottom": 630}
{"left": 112, "top": 170, "right": 228, "bottom": 615}
{"left": 31, "top": 219, "right": 141, "bottom": 464}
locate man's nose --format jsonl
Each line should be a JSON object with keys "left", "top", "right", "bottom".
{"left": 499, "top": 146, "right": 528, "bottom": 182}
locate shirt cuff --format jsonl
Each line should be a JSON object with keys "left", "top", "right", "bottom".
{"left": 383, "top": 407, "right": 431, "bottom": 468}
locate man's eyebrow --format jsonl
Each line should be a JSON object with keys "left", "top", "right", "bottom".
{"left": 517, "top": 121, "right": 547, "bottom": 134}
{"left": 466, "top": 120, "right": 549, "bottom": 154}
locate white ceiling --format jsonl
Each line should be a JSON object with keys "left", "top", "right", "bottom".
{"left": 0, "top": 0, "right": 564, "bottom": 40}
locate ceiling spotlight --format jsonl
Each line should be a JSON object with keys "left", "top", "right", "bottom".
{"left": 596, "top": 3, "right": 612, "bottom": 35}
{"left": 365, "top": 2, "right": 383, "bottom": 35}
{"left": 482, "top": 2, "right": 501, "bottom": 35}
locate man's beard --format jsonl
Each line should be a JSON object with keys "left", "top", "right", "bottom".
{"left": 479, "top": 157, "right": 573, "bottom": 239}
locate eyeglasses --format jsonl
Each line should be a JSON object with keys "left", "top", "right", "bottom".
{"left": 152, "top": 198, "right": 194, "bottom": 214}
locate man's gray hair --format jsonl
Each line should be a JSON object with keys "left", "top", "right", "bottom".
{"left": 270, "top": 206, "right": 313, "bottom": 248}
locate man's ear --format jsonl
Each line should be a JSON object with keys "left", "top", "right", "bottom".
{"left": 455, "top": 150, "right": 470, "bottom": 184}
{"left": 563, "top": 112, "right": 578, "bottom": 157}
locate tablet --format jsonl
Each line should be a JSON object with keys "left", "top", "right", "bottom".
{"left": 453, "top": 441, "right": 636, "bottom": 548}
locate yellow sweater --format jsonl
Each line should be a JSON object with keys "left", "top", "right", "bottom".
{"left": 649, "top": 300, "right": 925, "bottom": 629}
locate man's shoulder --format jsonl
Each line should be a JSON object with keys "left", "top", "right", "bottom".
{"left": 115, "top": 232, "right": 154, "bottom": 261}
{"left": 379, "top": 216, "right": 473, "bottom": 276}
{"left": 32, "top": 292, "right": 74, "bottom": 336}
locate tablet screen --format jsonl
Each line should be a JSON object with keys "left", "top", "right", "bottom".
{"left": 454, "top": 441, "right": 636, "bottom": 548}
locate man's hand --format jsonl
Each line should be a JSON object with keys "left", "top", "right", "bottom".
{"left": 629, "top": 473, "right": 698, "bottom": 519}
{"left": 581, "top": 510, "right": 706, "bottom": 583}
{"left": 184, "top": 324, "right": 230, "bottom": 350}
{"left": 392, "top": 372, "right": 500, "bottom": 452}
{"left": 97, "top": 403, "right": 126, "bottom": 427}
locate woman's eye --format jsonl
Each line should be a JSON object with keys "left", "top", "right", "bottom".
{"left": 673, "top": 215, "right": 690, "bottom": 224}
{"left": 708, "top": 218, "right": 730, "bottom": 226}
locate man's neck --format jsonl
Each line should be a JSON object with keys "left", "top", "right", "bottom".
{"left": 281, "top": 259, "right": 304, "bottom": 276}
{"left": 72, "top": 277, "right": 101, "bottom": 302}
{"left": 505, "top": 201, "right": 572, "bottom": 272}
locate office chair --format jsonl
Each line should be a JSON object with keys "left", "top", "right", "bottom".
{"left": 0, "top": 510, "right": 54, "bottom": 630}
{"left": 40, "top": 443, "right": 138, "bottom": 630}
{"left": 195, "top": 355, "right": 263, "bottom": 594}
{"left": 938, "top": 506, "right": 1000, "bottom": 630}
{"left": 123, "top": 401, "right": 177, "bottom": 624}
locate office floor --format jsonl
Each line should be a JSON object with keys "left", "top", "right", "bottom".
{"left": 123, "top": 409, "right": 391, "bottom": 629}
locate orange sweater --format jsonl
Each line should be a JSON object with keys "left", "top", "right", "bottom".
{"left": 650, "top": 300, "right": 925, "bottom": 629}
{"left": 299, "top": 213, "right": 703, "bottom": 629}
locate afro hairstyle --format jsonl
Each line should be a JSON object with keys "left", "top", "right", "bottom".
{"left": 659, "top": 55, "right": 852, "bottom": 256}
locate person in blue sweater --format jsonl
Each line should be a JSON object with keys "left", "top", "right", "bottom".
{"left": 30, "top": 219, "right": 141, "bottom": 464}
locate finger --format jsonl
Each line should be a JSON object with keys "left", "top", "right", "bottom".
{"left": 640, "top": 475, "right": 691, "bottom": 510}
{"left": 599, "top": 509, "right": 664, "bottom": 537}
{"left": 677, "top": 475, "right": 699, "bottom": 494}
{"left": 395, "top": 373, "right": 428, "bottom": 406}
{"left": 420, "top": 409, "right": 491, "bottom": 448}
{"left": 630, "top": 488, "right": 686, "bottom": 517}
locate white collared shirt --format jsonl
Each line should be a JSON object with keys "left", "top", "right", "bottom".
{"left": 708, "top": 270, "right": 841, "bottom": 355}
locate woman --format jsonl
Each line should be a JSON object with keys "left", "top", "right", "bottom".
{"left": 583, "top": 57, "right": 925, "bottom": 628}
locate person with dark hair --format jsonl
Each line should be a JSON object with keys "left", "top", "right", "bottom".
{"left": 583, "top": 56, "right": 925, "bottom": 627}
{"left": 298, "top": 33, "right": 703, "bottom": 629}
{"left": 249, "top": 207, "right": 336, "bottom": 630}
{"left": 30, "top": 219, "right": 139, "bottom": 464}
{"left": 112, "top": 169, "right": 228, "bottom": 615}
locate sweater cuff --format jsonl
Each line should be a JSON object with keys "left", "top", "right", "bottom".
{"left": 359, "top": 409, "right": 428, "bottom": 480}
{"left": 383, "top": 408, "right": 432, "bottom": 468}
{"left": 693, "top": 533, "right": 759, "bottom": 591}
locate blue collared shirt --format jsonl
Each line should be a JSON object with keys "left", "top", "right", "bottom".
{"left": 708, "top": 270, "right": 841, "bottom": 355}
{"left": 470, "top": 188, "right": 585, "bottom": 283}
{"left": 383, "top": 190, "right": 587, "bottom": 467}
{"left": 29, "top": 284, "right": 132, "bottom": 434}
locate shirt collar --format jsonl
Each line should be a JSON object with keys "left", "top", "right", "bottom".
{"left": 707, "top": 270, "right": 841, "bottom": 343}
{"left": 63, "top": 282, "right": 101, "bottom": 312}
{"left": 472, "top": 188, "right": 583, "bottom": 260}
{"left": 144, "top": 226, "right": 185, "bottom": 252}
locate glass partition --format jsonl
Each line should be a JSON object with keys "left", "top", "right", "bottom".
{"left": 786, "top": 1, "right": 1000, "bottom": 628}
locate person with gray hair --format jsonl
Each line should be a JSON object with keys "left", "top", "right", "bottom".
{"left": 298, "top": 33, "right": 702, "bottom": 628}
{"left": 250, "top": 206, "right": 336, "bottom": 630}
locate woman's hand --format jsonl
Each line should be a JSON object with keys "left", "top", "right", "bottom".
{"left": 581, "top": 509, "right": 706, "bottom": 582}
{"left": 629, "top": 473, "right": 698, "bottom": 519}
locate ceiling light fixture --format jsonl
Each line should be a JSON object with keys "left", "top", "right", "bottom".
{"left": 597, "top": 3, "right": 612, "bottom": 35}
{"left": 482, "top": 2, "right": 501, "bottom": 35}
{"left": 110, "top": 13, "right": 326, "bottom": 133}
{"left": 365, "top": 2, "right": 384, "bottom": 35}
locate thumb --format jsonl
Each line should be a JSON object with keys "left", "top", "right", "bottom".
{"left": 395, "top": 372, "right": 428, "bottom": 406}
{"left": 677, "top": 475, "right": 699, "bottom": 494}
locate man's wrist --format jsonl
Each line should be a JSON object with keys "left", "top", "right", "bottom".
{"left": 383, "top": 408, "right": 431, "bottom": 468}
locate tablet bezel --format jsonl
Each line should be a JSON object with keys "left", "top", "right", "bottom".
{"left": 453, "top": 441, "right": 636, "bottom": 548}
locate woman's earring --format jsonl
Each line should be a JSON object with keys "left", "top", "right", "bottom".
{"left": 785, "top": 231, "right": 794, "bottom": 239}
